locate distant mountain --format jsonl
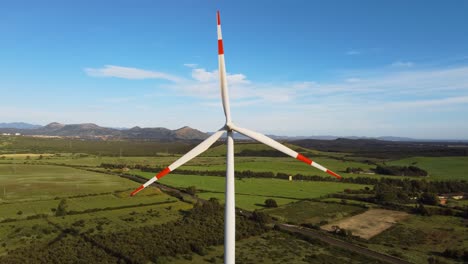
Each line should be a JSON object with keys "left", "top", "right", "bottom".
{"left": 0, "top": 122, "right": 42, "bottom": 129}
{"left": 1, "top": 121, "right": 465, "bottom": 142}
{"left": 0, "top": 122, "right": 209, "bottom": 141}
{"left": 174, "top": 126, "right": 207, "bottom": 140}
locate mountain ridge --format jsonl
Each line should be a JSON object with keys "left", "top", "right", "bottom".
{"left": 0, "top": 122, "right": 208, "bottom": 141}
{"left": 1, "top": 122, "right": 466, "bottom": 142}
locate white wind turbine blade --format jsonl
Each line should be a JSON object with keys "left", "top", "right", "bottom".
{"left": 231, "top": 125, "right": 342, "bottom": 179}
{"left": 217, "top": 11, "right": 232, "bottom": 124}
{"left": 130, "top": 129, "right": 226, "bottom": 196}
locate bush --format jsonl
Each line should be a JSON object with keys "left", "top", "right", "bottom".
{"left": 264, "top": 199, "right": 278, "bottom": 208}
{"left": 55, "top": 198, "right": 68, "bottom": 216}
{"left": 251, "top": 210, "right": 271, "bottom": 225}
{"left": 185, "top": 186, "right": 197, "bottom": 195}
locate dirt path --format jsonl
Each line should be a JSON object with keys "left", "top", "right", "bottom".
{"left": 321, "top": 209, "right": 409, "bottom": 239}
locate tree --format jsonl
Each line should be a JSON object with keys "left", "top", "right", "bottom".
{"left": 55, "top": 198, "right": 68, "bottom": 216}
{"left": 420, "top": 192, "right": 439, "bottom": 205}
{"left": 415, "top": 203, "right": 431, "bottom": 216}
{"left": 264, "top": 198, "right": 278, "bottom": 208}
{"left": 185, "top": 186, "right": 197, "bottom": 196}
{"left": 251, "top": 210, "right": 271, "bottom": 225}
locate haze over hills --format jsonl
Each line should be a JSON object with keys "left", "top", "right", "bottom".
{"left": 0, "top": 122, "right": 42, "bottom": 129}
{"left": 0, "top": 122, "right": 467, "bottom": 142}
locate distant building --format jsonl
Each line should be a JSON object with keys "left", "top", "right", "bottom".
{"left": 288, "top": 175, "right": 293, "bottom": 181}
{"left": 438, "top": 193, "right": 466, "bottom": 205}
{"left": 15, "top": 133, "right": 21, "bottom": 136}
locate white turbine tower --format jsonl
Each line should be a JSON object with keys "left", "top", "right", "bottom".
{"left": 131, "top": 11, "right": 342, "bottom": 264}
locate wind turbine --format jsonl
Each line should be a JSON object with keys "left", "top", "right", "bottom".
{"left": 130, "top": 11, "right": 342, "bottom": 264}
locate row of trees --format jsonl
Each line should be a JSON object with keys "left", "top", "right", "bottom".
{"left": 375, "top": 165, "right": 428, "bottom": 176}
{"left": 100, "top": 163, "right": 468, "bottom": 195}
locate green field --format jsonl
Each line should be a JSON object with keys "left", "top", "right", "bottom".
{"left": 368, "top": 215, "right": 468, "bottom": 263}
{"left": 135, "top": 171, "right": 370, "bottom": 209}
{"left": 0, "top": 164, "right": 192, "bottom": 256}
{"left": 388, "top": 156, "right": 468, "bottom": 180}
{"left": 263, "top": 200, "right": 367, "bottom": 225}
{"left": 0, "top": 164, "right": 139, "bottom": 203}
{"left": 4, "top": 147, "right": 467, "bottom": 181}
{"left": 1, "top": 136, "right": 467, "bottom": 262}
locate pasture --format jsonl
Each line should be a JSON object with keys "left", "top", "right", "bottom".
{"left": 135, "top": 171, "right": 371, "bottom": 209}
{"left": 388, "top": 156, "right": 468, "bottom": 180}
{"left": 263, "top": 200, "right": 367, "bottom": 225}
{"left": 368, "top": 215, "right": 468, "bottom": 263}
{"left": 0, "top": 164, "right": 139, "bottom": 203}
{"left": 0, "top": 164, "right": 192, "bottom": 256}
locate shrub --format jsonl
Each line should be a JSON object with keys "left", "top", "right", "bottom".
{"left": 264, "top": 199, "right": 278, "bottom": 208}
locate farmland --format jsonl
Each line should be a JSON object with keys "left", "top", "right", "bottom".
{"left": 367, "top": 215, "right": 468, "bottom": 263}
{"left": 0, "top": 163, "right": 192, "bottom": 257}
{"left": 0, "top": 136, "right": 467, "bottom": 263}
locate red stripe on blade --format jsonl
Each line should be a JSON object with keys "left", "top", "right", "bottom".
{"left": 156, "top": 167, "right": 171, "bottom": 180}
{"left": 326, "top": 169, "right": 342, "bottom": 179}
{"left": 217, "top": 11, "right": 221, "bottom": 25}
{"left": 296, "top": 154, "right": 312, "bottom": 165}
{"left": 218, "top": 39, "right": 224, "bottom": 55}
{"left": 130, "top": 185, "right": 144, "bottom": 196}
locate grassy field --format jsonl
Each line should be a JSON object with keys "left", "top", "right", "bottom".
{"left": 5, "top": 150, "right": 467, "bottom": 181}
{"left": 1, "top": 137, "right": 467, "bottom": 262}
{"left": 0, "top": 164, "right": 139, "bottom": 203}
{"left": 0, "top": 135, "right": 194, "bottom": 156}
{"left": 263, "top": 200, "right": 367, "bottom": 225}
{"left": 200, "top": 142, "right": 335, "bottom": 157}
{"left": 367, "top": 215, "right": 468, "bottom": 263}
{"left": 388, "top": 156, "right": 468, "bottom": 180}
{"left": 135, "top": 171, "right": 370, "bottom": 209}
{"left": 0, "top": 164, "right": 192, "bottom": 256}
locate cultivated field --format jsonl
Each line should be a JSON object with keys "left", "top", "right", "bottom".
{"left": 0, "top": 164, "right": 192, "bottom": 256}
{"left": 321, "top": 209, "right": 409, "bottom": 239}
{"left": 388, "top": 156, "right": 468, "bottom": 180}
{"left": 0, "top": 136, "right": 467, "bottom": 263}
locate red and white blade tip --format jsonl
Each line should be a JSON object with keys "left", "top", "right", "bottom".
{"left": 296, "top": 153, "right": 342, "bottom": 179}
{"left": 130, "top": 167, "right": 171, "bottom": 196}
{"left": 130, "top": 185, "right": 144, "bottom": 196}
{"left": 217, "top": 11, "right": 221, "bottom": 25}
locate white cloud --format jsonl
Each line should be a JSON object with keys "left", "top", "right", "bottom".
{"left": 304, "top": 66, "right": 468, "bottom": 97}
{"left": 391, "top": 61, "right": 414, "bottom": 67}
{"left": 84, "top": 65, "right": 182, "bottom": 82}
{"left": 163, "top": 67, "right": 296, "bottom": 103}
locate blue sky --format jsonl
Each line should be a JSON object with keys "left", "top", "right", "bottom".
{"left": 1, "top": 1, "right": 468, "bottom": 139}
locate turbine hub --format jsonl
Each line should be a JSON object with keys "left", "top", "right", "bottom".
{"left": 225, "top": 122, "right": 234, "bottom": 131}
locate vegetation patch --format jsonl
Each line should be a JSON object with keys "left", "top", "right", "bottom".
{"left": 264, "top": 200, "right": 367, "bottom": 225}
